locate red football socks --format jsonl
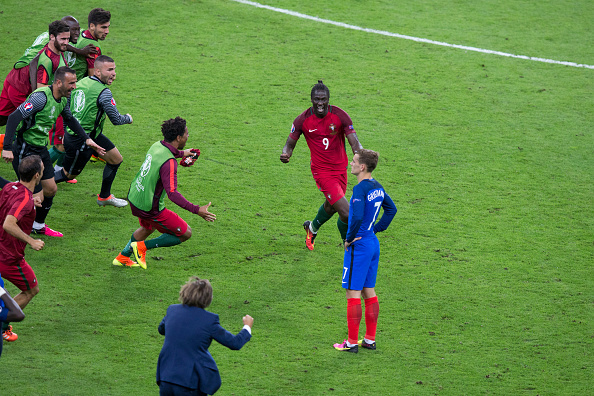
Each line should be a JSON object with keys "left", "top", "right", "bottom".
{"left": 347, "top": 298, "right": 362, "bottom": 345}
{"left": 364, "top": 296, "right": 379, "bottom": 341}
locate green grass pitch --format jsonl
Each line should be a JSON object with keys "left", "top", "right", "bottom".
{"left": 0, "top": 0, "right": 592, "bottom": 394}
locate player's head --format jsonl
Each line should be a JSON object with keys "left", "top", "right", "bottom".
{"left": 61, "top": 16, "right": 80, "bottom": 44}
{"left": 18, "top": 155, "right": 43, "bottom": 185}
{"left": 94, "top": 55, "right": 116, "bottom": 85}
{"left": 162, "top": 117, "right": 189, "bottom": 149}
{"left": 88, "top": 8, "right": 111, "bottom": 40}
{"left": 179, "top": 276, "right": 213, "bottom": 308}
{"left": 310, "top": 80, "right": 330, "bottom": 118}
{"left": 351, "top": 149, "right": 379, "bottom": 175}
{"left": 48, "top": 20, "right": 70, "bottom": 53}
{"left": 54, "top": 66, "right": 77, "bottom": 98}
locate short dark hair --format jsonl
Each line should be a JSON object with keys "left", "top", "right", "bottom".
{"left": 95, "top": 55, "right": 114, "bottom": 67}
{"left": 161, "top": 117, "right": 187, "bottom": 142}
{"left": 358, "top": 149, "right": 379, "bottom": 173}
{"left": 54, "top": 66, "right": 76, "bottom": 82}
{"left": 48, "top": 20, "right": 70, "bottom": 37}
{"left": 88, "top": 8, "right": 111, "bottom": 27}
{"left": 311, "top": 79, "right": 330, "bottom": 100}
{"left": 19, "top": 155, "right": 42, "bottom": 182}
{"left": 179, "top": 277, "right": 213, "bottom": 308}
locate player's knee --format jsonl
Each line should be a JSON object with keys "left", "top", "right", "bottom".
{"left": 27, "top": 285, "right": 40, "bottom": 298}
{"left": 43, "top": 184, "right": 58, "bottom": 196}
{"left": 180, "top": 227, "right": 192, "bottom": 242}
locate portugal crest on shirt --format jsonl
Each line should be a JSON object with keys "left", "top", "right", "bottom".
{"left": 329, "top": 123, "right": 337, "bottom": 135}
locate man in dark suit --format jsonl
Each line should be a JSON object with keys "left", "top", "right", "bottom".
{"left": 157, "top": 277, "right": 254, "bottom": 396}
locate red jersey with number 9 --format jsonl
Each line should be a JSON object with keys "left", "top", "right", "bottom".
{"left": 290, "top": 105, "right": 356, "bottom": 174}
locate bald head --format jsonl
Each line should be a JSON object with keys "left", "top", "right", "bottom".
{"left": 61, "top": 15, "right": 80, "bottom": 43}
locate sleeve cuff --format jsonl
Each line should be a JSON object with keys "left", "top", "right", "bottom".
{"left": 242, "top": 324, "right": 252, "bottom": 335}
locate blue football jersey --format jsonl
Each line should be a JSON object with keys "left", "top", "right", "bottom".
{"left": 345, "top": 178, "right": 397, "bottom": 242}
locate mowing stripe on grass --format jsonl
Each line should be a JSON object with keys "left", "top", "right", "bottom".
{"left": 232, "top": 0, "right": 594, "bottom": 70}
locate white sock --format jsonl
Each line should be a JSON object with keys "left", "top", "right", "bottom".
{"left": 364, "top": 338, "right": 375, "bottom": 344}
{"left": 54, "top": 165, "right": 63, "bottom": 172}
{"left": 33, "top": 221, "right": 45, "bottom": 230}
{"left": 346, "top": 340, "right": 357, "bottom": 347}
{"left": 309, "top": 222, "right": 317, "bottom": 234}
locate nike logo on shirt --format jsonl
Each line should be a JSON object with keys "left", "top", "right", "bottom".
{"left": 308, "top": 129, "right": 317, "bottom": 132}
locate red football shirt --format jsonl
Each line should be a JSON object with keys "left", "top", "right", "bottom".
{"left": 0, "top": 182, "right": 36, "bottom": 263}
{"left": 81, "top": 30, "right": 101, "bottom": 69}
{"left": 36, "top": 45, "right": 66, "bottom": 85}
{"left": 290, "top": 105, "right": 356, "bottom": 174}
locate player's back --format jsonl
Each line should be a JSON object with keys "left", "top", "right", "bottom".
{"left": 353, "top": 179, "right": 387, "bottom": 239}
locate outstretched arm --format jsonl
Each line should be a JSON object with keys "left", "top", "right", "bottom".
{"left": 66, "top": 44, "right": 98, "bottom": 58}
{"left": 97, "top": 88, "right": 132, "bottom": 125}
{"left": 280, "top": 136, "right": 297, "bottom": 163}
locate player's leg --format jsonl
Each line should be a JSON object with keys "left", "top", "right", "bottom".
{"left": 55, "top": 132, "right": 92, "bottom": 184}
{"left": 334, "top": 241, "right": 371, "bottom": 353}
{"left": 32, "top": 175, "right": 61, "bottom": 236}
{"left": 130, "top": 210, "right": 189, "bottom": 269}
{"left": 302, "top": 176, "right": 339, "bottom": 250}
{"left": 95, "top": 137, "right": 127, "bottom": 207}
{"left": 0, "top": 259, "right": 38, "bottom": 341}
{"left": 360, "top": 239, "right": 380, "bottom": 349}
{"left": 330, "top": 172, "right": 349, "bottom": 241}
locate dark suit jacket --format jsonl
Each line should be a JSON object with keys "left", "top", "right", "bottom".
{"left": 156, "top": 304, "right": 251, "bottom": 395}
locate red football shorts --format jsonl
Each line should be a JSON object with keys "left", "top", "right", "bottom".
{"left": 138, "top": 208, "right": 188, "bottom": 237}
{"left": 313, "top": 171, "right": 347, "bottom": 205}
{"left": 0, "top": 78, "right": 28, "bottom": 117}
{"left": 48, "top": 115, "right": 64, "bottom": 145}
{"left": 0, "top": 258, "right": 38, "bottom": 291}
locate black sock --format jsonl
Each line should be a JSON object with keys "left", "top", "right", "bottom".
{"left": 54, "top": 168, "right": 67, "bottom": 183}
{"left": 99, "top": 162, "right": 121, "bottom": 198}
{"left": 35, "top": 195, "right": 54, "bottom": 224}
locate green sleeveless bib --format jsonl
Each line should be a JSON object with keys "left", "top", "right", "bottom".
{"left": 128, "top": 142, "right": 175, "bottom": 211}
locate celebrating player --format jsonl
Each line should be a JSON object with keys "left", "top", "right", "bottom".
{"left": 280, "top": 80, "right": 363, "bottom": 250}
{"left": 70, "top": 8, "right": 111, "bottom": 81}
{"left": 1, "top": 66, "right": 105, "bottom": 237}
{"left": 113, "top": 117, "right": 216, "bottom": 268}
{"left": 54, "top": 55, "right": 133, "bottom": 207}
{"left": 0, "top": 20, "right": 70, "bottom": 128}
{"left": 333, "top": 150, "right": 397, "bottom": 353}
{"left": 0, "top": 155, "right": 45, "bottom": 343}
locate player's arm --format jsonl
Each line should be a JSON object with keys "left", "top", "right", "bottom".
{"left": 66, "top": 43, "right": 98, "bottom": 58}
{"left": 160, "top": 159, "right": 216, "bottom": 221}
{"left": 61, "top": 99, "right": 106, "bottom": 156}
{"left": 3, "top": 215, "right": 44, "bottom": 251}
{"left": 0, "top": 287, "right": 25, "bottom": 323}
{"left": 280, "top": 136, "right": 297, "bottom": 163}
{"left": 98, "top": 89, "right": 132, "bottom": 125}
{"left": 373, "top": 193, "right": 397, "bottom": 234}
{"left": 36, "top": 63, "right": 51, "bottom": 89}
{"left": 346, "top": 132, "right": 363, "bottom": 154}
{"left": 29, "top": 53, "right": 41, "bottom": 91}
{"left": 2, "top": 92, "right": 47, "bottom": 163}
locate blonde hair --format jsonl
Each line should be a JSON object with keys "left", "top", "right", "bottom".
{"left": 179, "top": 276, "right": 213, "bottom": 308}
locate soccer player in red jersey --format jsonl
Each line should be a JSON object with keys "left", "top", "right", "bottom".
{"left": 0, "top": 20, "right": 70, "bottom": 128}
{"left": 0, "top": 155, "right": 45, "bottom": 342}
{"left": 281, "top": 80, "right": 363, "bottom": 250}
{"left": 113, "top": 117, "right": 216, "bottom": 269}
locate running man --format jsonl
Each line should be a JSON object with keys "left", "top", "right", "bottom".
{"left": 54, "top": 55, "right": 132, "bottom": 207}
{"left": 113, "top": 117, "right": 215, "bottom": 268}
{"left": 0, "top": 155, "right": 45, "bottom": 343}
{"left": 1, "top": 66, "right": 105, "bottom": 237}
{"left": 333, "top": 150, "right": 397, "bottom": 353}
{"left": 1, "top": 276, "right": 26, "bottom": 355}
{"left": 280, "top": 80, "right": 363, "bottom": 250}
{"left": 70, "top": 8, "right": 111, "bottom": 81}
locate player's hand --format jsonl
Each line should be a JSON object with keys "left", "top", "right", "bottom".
{"left": 29, "top": 239, "right": 45, "bottom": 251}
{"left": 197, "top": 202, "right": 216, "bottom": 222}
{"left": 126, "top": 114, "right": 133, "bottom": 124}
{"left": 280, "top": 153, "right": 291, "bottom": 163}
{"left": 344, "top": 237, "right": 361, "bottom": 251}
{"left": 33, "top": 196, "right": 43, "bottom": 208}
{"left": 2, "top": 149, "right": 13, "bottom": 163}
{"left": 87, "top": 139, "right": 106, "bottom": 156}
{"left": 180, "top": 149, "right": 200, "bottom": 167}
{"left": 81, "top": 44, "right": 99, "bottom": 58}
{"left": 243, "top": 315, "right": 254, "bottom": 328}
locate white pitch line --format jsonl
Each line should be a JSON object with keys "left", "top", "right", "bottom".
{"left": 232, "top": 0, "right": 594, "bottom": 70}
